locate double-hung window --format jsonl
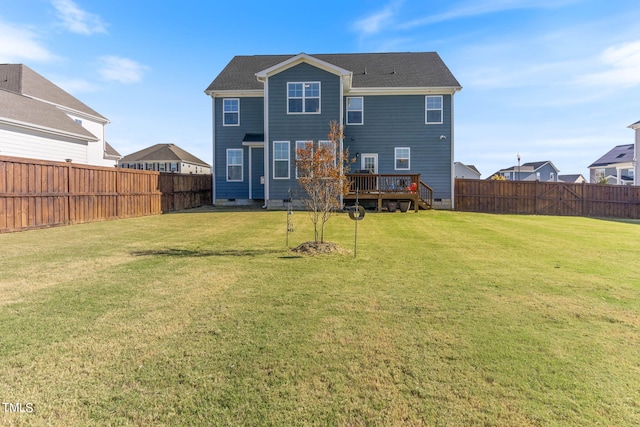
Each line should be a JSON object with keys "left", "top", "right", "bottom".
{"left": 395, "top": 147, "right": 410, "bottom": 170}
{"left": 223, "top": 98, "right": 239, "bottom": 126}
{"left": 226, "top": 149, "right": 243, "bottom": 181}
{"left": 346, "top": 97, "right": 363, "bottom": 125}
{"left": 273, "top": 141, "right": 290, "bottom": 179}
{"left": 295, "top": 140, "right": 313, "bottom": 178}
{"left": 288, "top": 82, "right": 320, "bottom": 114}
{"left": 425, "top": 95, "right": 443, "bottom": 124}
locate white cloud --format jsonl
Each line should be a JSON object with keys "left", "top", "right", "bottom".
{"left": 576, "top": 40, "right": 640, "bottom": 88}
{"left": 51, "top": 0, "right": 107, "bottom": 35}
{"left": 0, "top": 21, "right": 58, "bottom": 63}
{"left": 352, "top": 0, "right": 404, "bottom": 36}
{"left": 98, "top": 56, "right": 148, "bottom": 84}
{"left": 400, "top": 0, "right": 583, "bottom": 29}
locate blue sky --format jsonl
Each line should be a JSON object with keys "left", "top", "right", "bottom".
{"left": 2, "top": 0, "right": 640, "bottom": 178}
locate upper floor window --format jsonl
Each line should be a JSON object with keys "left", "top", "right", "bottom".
{"left": 346, "top": 97, "right": 363, "bottom": 125}
{"left": 227, "top": 149, "right": 243, "bottom": 181}
{"left": 223, "top": 98, "right": 239, "bottom": 126}
{"left": 395, "top": 147, "right": 410, "bottom": 170}
{"left": 425, "top": 96, "right": 443, "bottom": 124}
{"left": 273, "top": 141, "right": 290, "bottom": 179}
{"left": 288, "top": 82, "right": 320, "bottom": 114}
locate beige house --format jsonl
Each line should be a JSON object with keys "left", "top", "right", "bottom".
{"left": 119, "top": 143, "right": 211, "bottom": 174}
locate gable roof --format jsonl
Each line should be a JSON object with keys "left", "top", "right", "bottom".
{"left": 523, "top": 161, "right": 560, "bottom": 171}
{"left": 0, "top": 88, "right": 98, "bottom": 141}
{"left": 205, "top": 52, "right": 461, "bottom": 94}
{"left": 119, "top": 143, "right": 210, "bottom": 167}
{"left": 558, "top": 174, "right": 585, "bottom": 183}
{"left": 454, "top": 162, "right": 481, "bottom": 175}
{"left": 104, "top": 142, "right": 122, "bottom": 159}
{"left": 628, "top": 119, "right": 640, "bottom": 129}
{"left": 0, "top": 64, "right": 107, "bottom": 122}
{"left": 588, "top": 144, "right": 635, "bottom": 168}
{"left": 496, "top": 160, "right": 558, "bottom": 174}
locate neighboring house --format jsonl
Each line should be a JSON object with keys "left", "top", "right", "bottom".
{"left": 204, "top": 52, "right": 461, "bottom": 209}
{"left": 588, "top": 144, "right": 635, "bottom": 185}
{"left": 558, "top": 174, "right": 586, "bottom": 183}
{"left": 629, "top": 119, "right": 640, "bottom": 183}
{"left": 454, "top": 162, "right": 481, "bottom": 179}
{"left": 0, "top": 64, "right": 120, "bottom": 167}
{"left": 119, "top": 143, "right": 211, "bottom": 174}
{"left": 490, "top": 161, "right": 560, "bottom": 182}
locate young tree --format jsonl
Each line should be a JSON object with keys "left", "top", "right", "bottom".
{"left": 295, "top": 121, "right": 352, "bottom": 243}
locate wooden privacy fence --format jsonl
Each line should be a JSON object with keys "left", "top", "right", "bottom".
{"left": 158, "top": 173, "right": 212, "bottom": 212}
{"left": 455, "top": 178, "right": 640, "bottom": 219}
{"left": 0, "top": 156, "right": 212, "bottom": 233}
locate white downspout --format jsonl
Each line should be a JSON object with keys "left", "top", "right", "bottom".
{"left": 259, "top": 76, "right": 269, "bottom": 208}
{"left": 210, "top": 94, "right": 216, "bottom": 205}
{"left": 339, "top": 77, "right": 345, "bottom": 207}
{"left": 450, "top": 91, "right": 456, "bottom": 210}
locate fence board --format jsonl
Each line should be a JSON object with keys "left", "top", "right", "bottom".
{"left": 455, "top": 179, "right": 640, "bottom": 219}
{"left": 0, "top": 156, "right": 214, "bottom": 232}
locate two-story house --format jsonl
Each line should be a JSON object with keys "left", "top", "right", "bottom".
{"left": 0, "top": 64, "right": 120, "bottom": 167}
{"left": 119, "top": 143, "right": 211, "bottom": 174}
{"left": 588, "top": 144, "right": 635, "bottom": 185}
{"left": 490, "top": 161, "right": 560, "bottom": 182}
{"left": 205, "top": 52, "right": 461, "bottom": 209}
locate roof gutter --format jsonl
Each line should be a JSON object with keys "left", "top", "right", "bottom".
{"left": 0, "top": 117, "right": 98, "bottom": 143}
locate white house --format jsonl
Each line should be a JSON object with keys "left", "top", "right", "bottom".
{"left": 454, "top": 162, "right": 481, "bottom": 179}
{"left": 0, "top": 64, "right": 120, "bottom": 167}
{"left": 630, "top": 119, "right": 640, "bottom": 184}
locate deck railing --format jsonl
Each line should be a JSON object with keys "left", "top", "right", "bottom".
{"left": 344, "top": 173, "right": 432, "bottom": 211}
{"left": 346, "top": 173, "right": 420, "bottom": 194}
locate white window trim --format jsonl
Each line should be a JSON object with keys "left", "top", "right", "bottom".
{"left": 318, "top": 140, "right": 336, "bottom": 166}
{"left": 425, "top": 95, "right": 443, "bottom": 124}
{"left": 295, "top": 140, "right": 313, "bottom": 179}
{"left": 395, "top": 147, "right": 411, "bottom": 170}
{"left": 223, "top": 98, "right": 240, "bottom": 126}
{"left": 273, "top": 141, "right": 290, "bottom": 179}
{"left": 226, "top": 148, "right": 243, "bottom": 182}
{"left": 346, "top": 96, "right": 364, "bottom": 125}
{"left": 287, "top": 82, "right": 321, "bottom": 114}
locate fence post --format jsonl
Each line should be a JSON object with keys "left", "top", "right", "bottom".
{"left": 66, "top": 160, "right": 72, "bottom": 224}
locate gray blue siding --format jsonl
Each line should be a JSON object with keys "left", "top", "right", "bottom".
{"left": 215, "top": 96, "right": 263, "bottom": 199}
{"left": 343, "top": 94, "right": 452, "bottom": 200}
{"left": 267, "top": 63, "right": 342, "bottom": 201}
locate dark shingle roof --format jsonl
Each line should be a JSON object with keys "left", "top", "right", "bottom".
{"left": 0, "top": 64, "right": 107, "bottom": 121}
{"left": 120, "top": 144, "right": 210, "bottom": 167}
{"left": 0, "top": 88, "right": 98, "bottom": 140}
{"left": 522, "top": 161, "right": 551, "bottom": 170}
{"left": 558, "top": 174, "right": 584, "bottom": 183}
{"left": 588, "top": 144, "right": 635, "bottom": 168}
{"left": 205, "top": 52, "right": 461, "bottom": 93}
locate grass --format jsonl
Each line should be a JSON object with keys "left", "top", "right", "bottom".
{"left": 0, "top": 209, "right": 639, "bottom": 426}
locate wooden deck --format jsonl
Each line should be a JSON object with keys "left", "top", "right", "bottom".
{"left": 344, "top": 173, "right": 433, "bottom": 212}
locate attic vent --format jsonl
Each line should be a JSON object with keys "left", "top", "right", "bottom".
{"left": 617, "top": 153, "right": 626, "bottom": 158}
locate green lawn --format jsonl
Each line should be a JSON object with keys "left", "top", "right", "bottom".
{"left": 1, "top": 209, "right": 639, "bottom": 426}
